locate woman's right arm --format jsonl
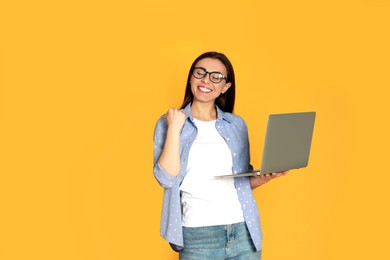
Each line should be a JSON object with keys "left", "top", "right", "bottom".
{"left": 157, "top": 108, "right": 186, "bottom": 177}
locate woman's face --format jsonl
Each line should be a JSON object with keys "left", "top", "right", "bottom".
{"left": 190, "top": 58, "right": 231, "bottom": 105}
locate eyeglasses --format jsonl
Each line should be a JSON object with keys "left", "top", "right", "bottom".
{"left": 192, "top": 67, "right": 227, "bottom": 84}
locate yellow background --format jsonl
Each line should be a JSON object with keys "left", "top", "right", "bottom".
{"left": 1, "top": 0, "right": 389, "bottom": 259}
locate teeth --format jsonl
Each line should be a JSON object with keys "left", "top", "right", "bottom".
{"left": 199, "top": 87, "right": 211, "bottom": 93}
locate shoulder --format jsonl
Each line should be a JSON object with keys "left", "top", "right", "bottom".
{"left": 156, "top": 114, "right": 167, "bottom": 127}
{"left": 154, "top": 114, "right": 168, "bottom": 134}
{"left": 223, "top": 112, "right": 247, "bottom": 128}
{"left": 156, "top": 114, "right": 167, "bottom": 126}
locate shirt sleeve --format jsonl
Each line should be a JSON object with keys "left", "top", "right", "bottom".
{"left": 153, "top": 116, "right": 178, "bottom": 188}
{"left": 237, "top": 115, "right": 252, "bottom": 172}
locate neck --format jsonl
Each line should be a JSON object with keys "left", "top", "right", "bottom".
{"left": 191, "top": 101, "right": 217, "bottom": 121}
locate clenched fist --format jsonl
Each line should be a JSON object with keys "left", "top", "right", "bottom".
{"left": 165, "top": 108, "right": 186, "bottom": 132}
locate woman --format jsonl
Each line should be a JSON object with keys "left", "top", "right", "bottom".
{"left": 153, "top": 52, "right": 287, "bottom": 259}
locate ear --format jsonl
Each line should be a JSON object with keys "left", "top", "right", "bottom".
{"left": 222, "top": 82, "right": 232, "bottom": 94}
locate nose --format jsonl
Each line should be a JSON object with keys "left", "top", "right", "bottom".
{"left": 201, "top": 72, "right": 211, "bottom": 84}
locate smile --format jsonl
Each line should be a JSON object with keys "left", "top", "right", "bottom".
{"left": 198, "top": 86, "right": 212, "bottom": 93}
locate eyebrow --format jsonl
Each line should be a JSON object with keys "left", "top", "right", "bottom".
{"left": 196, "top": 66, "right": 224, "bottom": 75}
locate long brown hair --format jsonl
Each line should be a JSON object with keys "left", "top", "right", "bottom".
{"left": 180, "top": 52, "right": 236, "bottom": 113}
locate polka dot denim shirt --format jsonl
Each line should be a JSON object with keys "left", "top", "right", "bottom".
{"left": 153, "top": 104, "right": 262, "bottom": 251}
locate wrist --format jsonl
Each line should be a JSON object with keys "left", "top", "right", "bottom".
{"left": 167, "top": 126, "right": 181, "bottom": 135}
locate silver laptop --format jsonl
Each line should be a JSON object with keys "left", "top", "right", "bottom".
{"left": 216, "top": 112, "right": 316, "bottom": 178}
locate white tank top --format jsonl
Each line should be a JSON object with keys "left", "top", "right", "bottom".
{"left": 180, "top": 118, "right": 244, "bottom": 227}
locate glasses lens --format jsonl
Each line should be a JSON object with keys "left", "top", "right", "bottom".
{"left": 209, "top": 72, "right": 224, "bottom": 83}
{"left": 193, "top": 68, "right": 206, "bottom": 79}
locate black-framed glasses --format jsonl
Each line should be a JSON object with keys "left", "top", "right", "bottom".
{"left": 192, "top": 67, "right": 227, "bottom": 84}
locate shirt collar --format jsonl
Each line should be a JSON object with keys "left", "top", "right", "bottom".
{"left": 181, "top": 103, "right": 231, "bottom": 123}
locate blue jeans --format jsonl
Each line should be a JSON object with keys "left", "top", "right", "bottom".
{"left": 179, "top": 222, "right": 261, "bottom": 260}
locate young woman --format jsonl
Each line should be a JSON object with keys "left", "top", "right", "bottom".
{"left": 153, "top": 52, "right": 287, "bottom": 259}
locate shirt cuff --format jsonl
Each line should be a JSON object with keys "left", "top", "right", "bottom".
{"left": 154, "top": 162, "right": 178, "bottom": 188}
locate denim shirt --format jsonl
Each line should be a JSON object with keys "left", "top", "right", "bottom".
{"left": 153, "top": 104, "right": 262, "bottom": 251}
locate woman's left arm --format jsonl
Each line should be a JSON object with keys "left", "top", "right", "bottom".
{"left": 250, "top": 171, "right": 289, "bottom": 189}
{"left": 237, "top": 115, "right": 288, "bottom": 189}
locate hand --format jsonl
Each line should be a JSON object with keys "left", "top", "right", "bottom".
{"left": 250, "top": 171, "right": 289, "bottom": 189}
{"left": 165, "top": 108, "right": 186, "bottom": 132}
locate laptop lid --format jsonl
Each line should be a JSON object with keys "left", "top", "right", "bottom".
{"left": 260, "top": 111, "right": 316, "bottom": 174}
{"left": 216, "top": 111, "right": 316, "bottom": 178}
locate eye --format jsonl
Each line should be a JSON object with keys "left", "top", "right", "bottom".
{"left": 194, "top": 68, "right": 206, "bottom": 76}
{"left": 211, "top": 73, "right": 223, "bottom": 81}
